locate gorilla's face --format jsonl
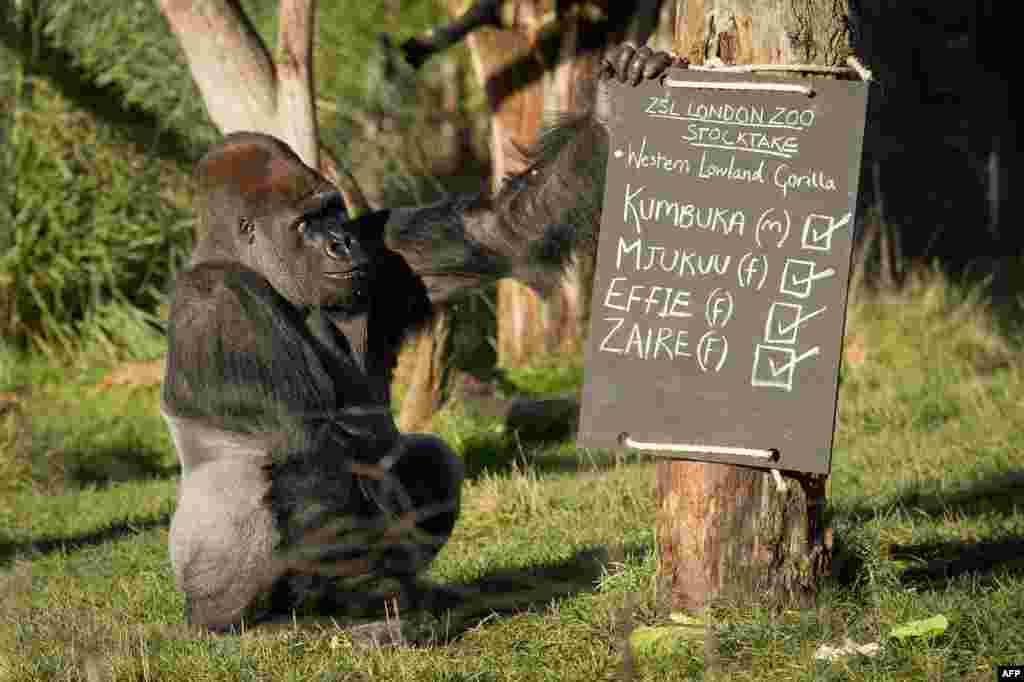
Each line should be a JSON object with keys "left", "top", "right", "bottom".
{"left": 245, "top": 188, "right": 383, "bottom": 314}
{"left": 194, "top": 132, "right": 388, "bottom": 314}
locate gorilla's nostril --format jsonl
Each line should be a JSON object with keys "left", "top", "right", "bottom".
{"left": 327, "top": 239, "right": 345, "bottom": 259}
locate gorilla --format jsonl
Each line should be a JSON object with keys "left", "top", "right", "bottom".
{"left": 162, "top": 44, "right": 683, "bottom": 632}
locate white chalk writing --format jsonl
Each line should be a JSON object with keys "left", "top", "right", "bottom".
{"left": 622, "top": 137, "right": 691, "bottom": 175}
{"left": 622, "top": 184, "right": 747, "bottom": 236}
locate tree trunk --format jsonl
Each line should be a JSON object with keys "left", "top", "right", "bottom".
{"left": 397, "top": 310, "right": 452, "bottom": 432}
{"left": 656, "top": 0, "right": 848, "bottom": 612}
{"left": 395, "top": 0, "right": 532, "bottom": 430}
{"left": 466, "top": 0, "right": 551, "bottom": 366}
{"left": 275, "top": 0, "right": 320, "bottom": 168}
{"left": 158, "top": 0, "right": 279, "bottom": 137}
{"left": 158, "top": 0, "right": 343, "bottom": 179}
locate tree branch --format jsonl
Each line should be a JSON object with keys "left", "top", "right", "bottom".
{"left": 276, "top": 0, "right": 319, "bottom": 167}
{"left": 398, "top": 0, "right": 505, "bottom": 69}
{"left": 157, "top": 0, "right": 278, "bottom": 135}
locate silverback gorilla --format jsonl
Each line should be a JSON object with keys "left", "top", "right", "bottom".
{"left": 162, "top": 44, "right": 683, "bottom": 631}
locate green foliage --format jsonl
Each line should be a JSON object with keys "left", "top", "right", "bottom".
{"left": 236, "top": 0, "right": 466, "bottom": 207}
{"left": 0, "top": 41, "right": 21, "bottom": 255}
{"left": 0, "top": 0, "right": 201, "bottom": 355}
{"left": 39, "top": 0, "right": 219, "bottom": 152}
{"left": 308, "top": 0, "right": 447, "bottom": 108}
{"left": 504, "top": 357, "right": 586, "bottom": 397}
{"left": 1, "top": 0, "right": 481, "bottom": 357}
{"left": 0, "top": 119, "right": 192, "bottom": 354}
{"left": 2, "top": 2, "right": 1023, "bottom": 677}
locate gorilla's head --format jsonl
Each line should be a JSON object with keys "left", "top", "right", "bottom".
{"left": 192, "top": 132, "right": 387, "bottom": 314}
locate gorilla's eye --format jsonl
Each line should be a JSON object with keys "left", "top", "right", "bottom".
{"left": 343, "top": 235, "right": 353, "bottom": 250}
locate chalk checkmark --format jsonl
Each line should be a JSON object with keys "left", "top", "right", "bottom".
{"left": 781, "top": 260, "right": 837, "bottom": 298}
{"left": 773, "top": 305, "right": 827, "bottom": 339}
{"left": 807, "top": 212, "right": 851, "bottom": 248}
{"left": 791, "top": 267, "right": 836, "bottom": 287}
{"left": 766, "top": 346, "right": 821, "bottom": 377}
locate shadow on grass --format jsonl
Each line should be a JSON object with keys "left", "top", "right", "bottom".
{"left": 22, "top": 437, "right": 177, "bottom": 489}
{"left": 0, "top": 512, "right": 172, "bottom": 566}
{"left": 838, "top": 470, "right": 1024, "bottom": 523}
{"left": 425, "top": 546, "right": 611, "bottom": 635}
{"left": 460, "top": 431, "right": 626, "bottom": 480}
{"left": 60, "top": 445, "right": 178, "bottom": 487}
{"left": 831, "top": 470, "right": 1024, "bottom": 587}
{"left": 894, "top": 471, "right": 1024, "bottom": 519}
{"left": 260, "top": 541, "right": 652, "bottom": 642}
{"left": 892, "top": 536, "right": 1024, "bottom": 587}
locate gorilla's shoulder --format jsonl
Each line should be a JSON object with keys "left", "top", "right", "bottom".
{"left": 172, "top": 262, "right": 291, "bottom": 316}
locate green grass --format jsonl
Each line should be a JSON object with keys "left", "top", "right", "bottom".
{"left": 2, "top": 3, "right": 1023, "bottom": 678}
{"left": 1, "top": 269, "right": 1022, "bottom": 681}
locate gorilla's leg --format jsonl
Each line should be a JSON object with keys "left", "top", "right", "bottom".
{"left": 380, "top": 434, "right": 464, "bottom": 563}
{"left": 170, "top": 456, "right": 283, "bottom": 632}
{"left": 360, "top": 434, "right": 465, "bottom": 614}
{"left": 265, "top": 433, "right": 463, "bottom": 619}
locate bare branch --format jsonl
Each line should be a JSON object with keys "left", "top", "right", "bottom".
{"left": 398, "top": 0, "right": 505, "bottom": 69}
{"left": 276, "top": 0, "right": 319, "bottom": 167}
{"left": 157, "top": 0, "right": 278, "bottom": 135}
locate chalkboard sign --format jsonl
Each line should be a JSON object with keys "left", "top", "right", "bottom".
{"left": 578, "top": 68, "right": 869, "bottom": 475}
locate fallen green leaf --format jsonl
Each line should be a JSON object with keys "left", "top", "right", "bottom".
{"left": 629, "top": 625, "right": 703, "bottom": 658}
{"left": 888, "top": 615, "right": 949, "bottom": 641}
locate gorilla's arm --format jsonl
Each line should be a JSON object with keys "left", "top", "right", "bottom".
{"left": 381, "top": 45, "right": 681, "bottom": 304}
{"left": 381, "top": 115, "right": 606, "bottom": 303}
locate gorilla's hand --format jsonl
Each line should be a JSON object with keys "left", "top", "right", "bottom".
{"left": 596, "top": 43, "right": 689, "bottom": 127}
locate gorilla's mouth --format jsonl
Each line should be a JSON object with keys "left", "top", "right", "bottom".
{"left": 324, "top": 267, "right": 367, "bottom": 281}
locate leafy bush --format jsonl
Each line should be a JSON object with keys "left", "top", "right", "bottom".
{"left": 0, "top": 0, "right": 481, "bottom": 358}
{"left": 0, "top": 119, "right": 192, "bottom": 355}
{"left": 40, "top": 0, "right": 219, "bottom": 153}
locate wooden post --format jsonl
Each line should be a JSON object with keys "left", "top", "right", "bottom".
{"left": 397, "top": 310, "right": 452, "bottom": 432}
{"left": 656, "top": 0, "right": 852, "bottom": 612}
{"left": 461, "top": 0, "right": 551, "bottom": 366}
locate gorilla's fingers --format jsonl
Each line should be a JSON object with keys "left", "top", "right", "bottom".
{"left": 628, "top": 46, "right": 654, "bottom": 86}
{"left": 602, "top": 45, "right": 682, "bottom": 86}
{"left": 613, "top": 43, "right": 637, "bottom": 83}
{"left": 643, "top": 52, "right": 675, "bottom": 81}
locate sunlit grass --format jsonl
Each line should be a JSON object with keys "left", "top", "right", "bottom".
{"left": 2, "top": 268, "right": 1023, "bottom": 680}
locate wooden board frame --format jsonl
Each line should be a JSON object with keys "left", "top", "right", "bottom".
{"left": 578, "top": 68, "right": 869, "bottom": 475}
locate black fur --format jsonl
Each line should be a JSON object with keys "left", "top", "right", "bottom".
{"left": 162, "top": 44, "right": 681, "bottom": 631}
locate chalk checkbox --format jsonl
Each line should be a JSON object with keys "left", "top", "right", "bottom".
{"left": 751, "top": 344, "right": 821, "bottom": 392}
{"left": 780, "top": 259, "right": 836, "bottom": 299}
{"left": 801, "top": 212, "right": 852, "bottom": 252}
{"left": 764, "top": 302, "right": 828, "bottom": 345}
{"left": 764, "top": 302, "right": 802, "bottom": 344}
